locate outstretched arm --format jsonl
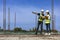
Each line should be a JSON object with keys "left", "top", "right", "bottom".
{"left": 32, "top": 11, "right": 39, "bottom": 15}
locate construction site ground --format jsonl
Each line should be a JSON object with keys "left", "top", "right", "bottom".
{"left": 0, "top": 34, "right": 60, "bottom": 40}
{"left": 0, "top": 32, "right": 60, "bottom": 40}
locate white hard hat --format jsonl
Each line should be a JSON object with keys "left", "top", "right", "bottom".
{"left": 46, "top": 10, "right": 49, "bottom": 12}
{"left": 41, "top": 9, "right": 44, "bottom": 12}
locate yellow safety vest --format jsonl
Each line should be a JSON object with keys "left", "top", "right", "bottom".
{"left": 45, "top": 19, "right": 50, "bottom": 24}
{"left": 38, "top": 15, "right": 43, "bottom": 21}
{"left": 38, "top": 18, "right": 42, "bottom": 21}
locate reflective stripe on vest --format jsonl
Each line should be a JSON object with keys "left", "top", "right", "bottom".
{"left": 38, "top": 16, "right": 43, "bottom": 21}
{"left": 38, "top": 19, "right": 42, "bottom": 21}
{"left": 45, "top": 19, "right": 50, "bottom": 23}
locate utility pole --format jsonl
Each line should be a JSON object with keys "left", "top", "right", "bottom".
{"left": 14, "top": 12, "right": 16, "bottom": 28}
{"left": 8, "top": 8, "right": 10, "bottom": 31}
{"left": 51, "top": 0, "right": 55, "bottom": 31}
{"left": 35, "top": 14, "right": 37, "bottom": 29}
{"left": 3, "top": 0, "right": 6, "bottom": 31}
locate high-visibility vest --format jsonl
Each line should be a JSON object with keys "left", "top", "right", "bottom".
{"left": 38, "top": 15, "right": 43, "bottom": 21}
{"left": 45, "top": 19, "right": 50, "bottom": 24}
{"left": 47, "top": 15, "right": 50, "bottom": 20}
{"left": 45, "top": 15, "right": 51, "bottom": 24}
{"left": 38, "top": 18, "right": 42, "bottom": 21}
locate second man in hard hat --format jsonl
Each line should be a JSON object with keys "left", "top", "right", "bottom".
{"left": 45, "top": 10, "right": 51, "bottom": 35}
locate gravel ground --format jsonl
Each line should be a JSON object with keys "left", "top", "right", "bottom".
{"left": 0, "top": 35, "right": 60, "bottom": 40}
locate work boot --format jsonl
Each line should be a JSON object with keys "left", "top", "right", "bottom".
{"left": 48, "top": 33, "right": 51, "bottom": 35}
{"left": 45, "top": 33, "right": 48, "bottom": 35}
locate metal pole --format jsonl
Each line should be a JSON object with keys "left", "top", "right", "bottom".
{"left": 35, "top": 12, "right": 37, "bottom": 30}
{"left": 14, "top": 12, "right": 16, "bottom": 28}
{"left": 51, "top": 0, "right": 55, "bottom": 31}
{"left": 8, "top": 8, "right": 10, "bottom": 31}
{"left": 3, "top": 0, "right": 6, "bottom": 31}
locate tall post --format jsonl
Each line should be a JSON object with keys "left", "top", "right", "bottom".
{"left": 3, "top": 0, "right": 6, "bottom": 31}
{"left": 35, "top": 15, "right": 37, "bottom": 29}
{"left": 14, "top": 12, "right": 16, "bottom": 28}
{"left": 8, "top": 8, "right": 10, "bottom": 31}
{"left": 51, "top": 0, "right": 55, "bottom": 31}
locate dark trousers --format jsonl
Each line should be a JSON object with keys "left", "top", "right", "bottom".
{"left": 35, "top": 21, "right": 43, "bottom": 34}
{"left": 46, "top": 23, "right": 51, "bottom": 33}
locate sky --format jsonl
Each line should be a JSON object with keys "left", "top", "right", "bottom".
{"left": 0, "top": 0, "right": 60, "bottom": 31}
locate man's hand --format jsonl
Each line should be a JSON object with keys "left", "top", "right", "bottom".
{"left": 32, "top": 11, "right": 38, "bottom": 15}
{"left": 45, "top": 16, "right": 48, "bottom": 19}
{"left": 42, "top": 16, "right": 45, "bottom": 20}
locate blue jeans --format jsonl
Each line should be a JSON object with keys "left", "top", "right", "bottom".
{"left": 46, "top": 23, "right": 51, "bottom": 33}
{"left": 36, "top": 21, "right": 43, "bottom": 34}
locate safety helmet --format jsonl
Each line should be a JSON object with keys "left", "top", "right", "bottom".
{"left": 41, "top": 9, "right": 44, "bottom": 12}
{"left": 46, "top": 10, "right": 49, "bottom": 12}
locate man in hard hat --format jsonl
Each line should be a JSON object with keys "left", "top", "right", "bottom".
{"left": 45, "top": 10, "right": 51, "bottom": 35}
{"left": 32, "top": 9, "right": 45, "bottom": 35}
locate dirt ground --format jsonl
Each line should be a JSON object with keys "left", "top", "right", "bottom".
{"left": 0, "top": 35, "right": 60, "bottom": 40}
